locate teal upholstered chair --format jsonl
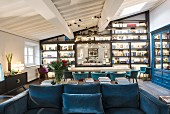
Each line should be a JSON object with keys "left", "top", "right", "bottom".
{"left": 72, "top": 72, "right": 89, "bottom": 81}
{"left": 110, "top": 72, "right": 126, "bottom": 81}
{"left": 126, "top": 70, "right": 139, "bottom": 83}
{"left": 91, "top": 72, "right": 106, "bottom": 81}
{"left": 63, "top": 71, "right": 73, "bottom": 81}
{"left": 139, "top": 67, "right": 146, "bottom": 78}
{"left": 143, "top": 67, "right": 151, "bottom": 80}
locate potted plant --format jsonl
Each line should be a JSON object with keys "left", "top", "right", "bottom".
{"left": 48, "top": 59, "right": 70, "bottom": 84}
{"left": 6, "top": 53, "right": 13, "bottom": 72}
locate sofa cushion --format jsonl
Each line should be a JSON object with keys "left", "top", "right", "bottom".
{"left": 105, "top": 108, "right": 144, "bottom": 114}
{"left": 28, "top": 85, "right": 63, "bottom": 109}
{"left": 62, "top": 93, "right": 104, "bottom": 113}
{"left": 64, "top": 83, "right": 100, "bottom": 94}
{"left": 102, "top": 83, "right": 139, "bottom": 109}
{"left": 24, "top": 108, "right": 62, "bottom": 114}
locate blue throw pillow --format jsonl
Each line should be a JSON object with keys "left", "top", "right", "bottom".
{"left": 62, "top": 93, "right": 104, "bottom": 114}
{"left": 28, "top": 85, "right": 63, "bottom": 109}
{"left": 64, "top": 83, "right": 100, "bottom": 94}
{"left": 101, "top": 83, "right": 139, "bottom": 109}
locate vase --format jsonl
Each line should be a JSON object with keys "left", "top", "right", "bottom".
{"left": 54, "top": 70, "right": 63, "bottom": 84}
{"left": 8, "top": 62, "right": 11, "bottom": 72}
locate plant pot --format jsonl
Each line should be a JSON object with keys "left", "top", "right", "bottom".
{"left": 8, "top": 63, "right": 11, "bottom": 72}
{"left": 55, "top": 70, "right": 63, "bottom": 84}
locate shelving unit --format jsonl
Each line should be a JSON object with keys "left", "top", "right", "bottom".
{"left": 41, "top": 44, "right": 58, "bottom": 65}
{"left": 112, "top": 42, "right": 130, "bottom": 68}
{"left": 40, "top": 35, "right": 75, "bottom": 66}
{"left": 111, "top": 12, "right": 150, "bottom": 70}
{"left": 58, "top": 43, "right": 75, "bottom": 62}
{"left": 152, "top": 24, "right": 170, "bottom": 89}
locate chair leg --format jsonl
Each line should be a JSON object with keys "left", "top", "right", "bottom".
{"left": 136, "top": 78, "right": 138, "bottom": 83}
{"left": 128, "top": 78, "right": 130, "bottom": 82}
{"left": 139, "top": 73, "right": 141, "bottom": 79}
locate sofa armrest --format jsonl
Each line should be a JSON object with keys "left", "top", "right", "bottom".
{"left": 0, "top": 90, "right": 29, "bottom": 114}
{"left": 139, "top": 89, "right": 169, "bottom": 114}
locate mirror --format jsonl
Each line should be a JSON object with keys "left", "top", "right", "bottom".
{"left": 76, "top": 43, "right": 111, "bottom": 66}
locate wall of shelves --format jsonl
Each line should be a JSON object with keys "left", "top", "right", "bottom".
{"left": 151, "top": 24, "right": 170, "bottom": 89}
{"left": 39, "top": 12, "right": 150, "bottom": 69}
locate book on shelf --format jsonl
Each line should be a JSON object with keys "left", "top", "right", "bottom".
{"left": 159, "top": 96, "right": 170, "bottom": 104}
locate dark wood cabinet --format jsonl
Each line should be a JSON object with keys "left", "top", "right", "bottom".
{"left": 0, "top": 72, "right": 27, "bottom": 94}
{"left": 0, "top": 81, "right": 5, "bottom": 94}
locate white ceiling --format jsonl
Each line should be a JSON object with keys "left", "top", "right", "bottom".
{"left": 0, "top": 0, "right": 165, "bottom": 41}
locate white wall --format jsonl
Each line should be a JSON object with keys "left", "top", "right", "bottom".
{"left": 0, "top": 31, "right": 40, "bottom": 82}
{"left": 150, "top": 0, "right": 170, "bottom": 32}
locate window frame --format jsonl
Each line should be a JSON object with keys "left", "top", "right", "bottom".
{"left": 24, "top": 45, "right": 36, "bottom": 67}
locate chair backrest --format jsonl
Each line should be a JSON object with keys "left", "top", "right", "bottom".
{"left": 145, "top": 67, "right": 151, "bottom": 74}
{"left": 63, "top": 71, "right": 73, "bottom": 79}
{"left": 72, "top": 72, "right": 89, "bottom": 80}
{"left": 38, "top": 68, "right": 44, "bottom": 75}
{"left": 131, "top": 70, "right": 139, "bottom": 78}
{"left": 140, "top": 67, "right": 146, "bottom": 72}
{"left": 91, "top": 72, "right": 106, "bottom": 80}
{"left": 109, "top": 72, "right": 126, "bottom": 81}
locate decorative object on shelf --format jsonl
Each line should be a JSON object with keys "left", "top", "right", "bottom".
{"left": 12, "top": 62, "right": 25, "bottom": 73}
{"left": 48, "top": 59, "right": 71, "bottom": 84}
{"left": 6, "top": 53, "right": 13, "bottom": 72}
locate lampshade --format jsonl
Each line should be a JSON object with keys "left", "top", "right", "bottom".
{"left": 12, "top": 63, "right": 25, "bottom": 73}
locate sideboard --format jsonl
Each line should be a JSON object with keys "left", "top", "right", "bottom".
{"left": 0, "top": 72, "right": 27, "bottom": 94}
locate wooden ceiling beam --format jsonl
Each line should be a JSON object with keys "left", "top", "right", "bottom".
{"left": 65, "top": 11, "right": 101, "bottom": 21}
{"left": 62, "top": 6, "right": 103, "bottom": 18}
{"left": 25, "top": 0, "right": 74, "bottom": 39}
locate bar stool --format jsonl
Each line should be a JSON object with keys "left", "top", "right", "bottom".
{"left": 91, "top": 72, "right": 106, "bottom": 81}
{"left": 126, "top": 70, "right": 139, "bottom": 83}
{"left": 72, "top": 72, "right": 89, "bottom": 81}
{"left": 110, "top": 72, "right": 126, "bottom": 81}
{"left": 63, "top": 71, "right": 73, "bottom": 81}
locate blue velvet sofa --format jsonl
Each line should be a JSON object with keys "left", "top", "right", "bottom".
{"left": 0, "top": 83, "right": 169, "bottom": 114}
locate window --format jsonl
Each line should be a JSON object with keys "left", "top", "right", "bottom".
{"left": 25, "top": 46, "right": 35, "bottom": 66}
{"left": 24, "top": 42, "right": 40, "bottom": 67}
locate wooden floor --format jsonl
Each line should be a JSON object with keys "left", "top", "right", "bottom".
{"left": 4, "top": 78, "right": 170, "bottom": 99}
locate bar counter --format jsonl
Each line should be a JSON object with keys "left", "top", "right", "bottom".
{"left": 68, "top": 67, "right": 130, "bottom": 72}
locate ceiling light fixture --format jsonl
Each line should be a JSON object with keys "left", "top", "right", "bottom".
{"left": 120, "top": 2, "right": 147, "bottom": 16}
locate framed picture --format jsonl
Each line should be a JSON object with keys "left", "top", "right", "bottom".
{"left": 88, "top": 48, "right": 98, "bottom": 57}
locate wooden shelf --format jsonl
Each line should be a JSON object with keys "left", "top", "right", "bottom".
{"left": 112, "top": 56, "right": 129, "bottom": 57}
{"left": 131, "top": 48, "right": 148, "bottom": 51}
{"left": 42, "top": 50, "right": 57, "bottom": 52}
{"left": 58, "top": 50, "right": 75, "bottom": 51}
{"left": 112, "top": 63, "right": 129, "bottom": 65}
{"left": 111, "top": 39, "right": 149, "bottom": 42}
{"left": 112, "top": 33, "right": 147, "bottom": 35}
{"left": 112, "top": 49, "right": 129, "bottom": 50}
{"left": 131, "top": 63, "right": 149, "bottom": 64}
{"left": 42, "top": 57, "right": 57, "bottom": 59}
{"left": 112, "top": 26, "right": 146, "bottom": 29}
{"left": 60, "top": 57, "right": 75, "bottom": 58}
{"left": 131, "top": 56, "right": 147, "bottom": 57}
